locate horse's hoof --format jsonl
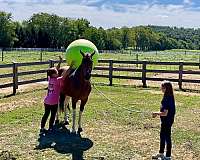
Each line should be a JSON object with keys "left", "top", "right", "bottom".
{"left": 55, "top": 120, "right": 59, "bottom": 125}
{"left": 66, "top": 129, "right": 71, "bottom": 133}
{"left": 71, "top": 131, "right": 76, "bottom": 135}
{"left": 64, "top": 120, "right": 69, "bottom": 125}
{"left": 77, "top": 128, "right": 83, "bottom": 134}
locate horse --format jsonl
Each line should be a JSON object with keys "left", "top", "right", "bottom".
{"left": 57, "top": 50, "right": 95, "bottom": 134}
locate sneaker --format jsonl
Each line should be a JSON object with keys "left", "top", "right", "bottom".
{"left": 48, "top": 128, "right": 56, "bottom": 133}
{"left": 40, "top": 128, "right": 47, "bottom": 133}
{"left": 152, "top": 153, "right": 164, "bottom": 159}
{"left": 55, "top": 120, "right": 59, "bottom": 125}
{"left": 39, "top": 128, "right": 47, "bottom": 136}
{"left": 163, "top": 157, "right": 171, "bottom": 160}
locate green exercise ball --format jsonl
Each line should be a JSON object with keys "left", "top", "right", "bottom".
{"left": 66, "top": 39, "right": 98, "bottom": 69}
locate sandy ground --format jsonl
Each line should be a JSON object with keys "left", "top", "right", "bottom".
{"left": 0, "top": 81, "right": 48, "bottom": 94}
{"left": 0, "top": 82, "right": 47, "bottom": 112}
{"left": 125, "top": 72, "right": 200, "bottom": 91}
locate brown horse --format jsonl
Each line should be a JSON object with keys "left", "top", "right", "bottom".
{"left": 58, "top": 50, "right": 95, "bottom": 134}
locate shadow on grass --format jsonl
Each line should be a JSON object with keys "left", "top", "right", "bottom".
{"left": 35, "top": 123, "right": 93, "bottom": 160}
{"left": 0, "top": 93, "right": 15, "bottom": 99}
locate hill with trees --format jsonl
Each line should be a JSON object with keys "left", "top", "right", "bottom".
{"left": 1, "top": 11, "right": 200, "bottom": 51}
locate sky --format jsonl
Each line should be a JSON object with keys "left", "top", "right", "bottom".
{"left": 0, "top": 0, "right": 200, "bottom": 28}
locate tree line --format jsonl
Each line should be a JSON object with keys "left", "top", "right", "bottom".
{"left": 1, "top": 11, "right": 200, "bottom": 51}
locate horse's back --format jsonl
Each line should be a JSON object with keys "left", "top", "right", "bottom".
{"left": 58, "top": 66, "right": 68, "bottom": 76}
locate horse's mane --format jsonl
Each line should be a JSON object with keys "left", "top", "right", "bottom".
{"left": 58, "top": 66, "right": 75, "bottom": 77}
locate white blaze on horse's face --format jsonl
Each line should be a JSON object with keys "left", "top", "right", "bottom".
{"left": 80, "top": 50, "right": 95, "bottom": 80}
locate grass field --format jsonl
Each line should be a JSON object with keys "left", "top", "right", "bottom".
{"left": 0, "top": 85, "right": 200, "bottom": 159}
{"left": 0, "top": 50, "right": 200, "bottom": 64}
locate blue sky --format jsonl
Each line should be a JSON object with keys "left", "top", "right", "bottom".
{"left": 0, "top": 0, "right": 200, "bottom": 28}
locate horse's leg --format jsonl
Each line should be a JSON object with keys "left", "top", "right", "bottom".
{"left": 55, "top": 107, "right": 59, "bottom": 124}
{"left": 64, "top": 96, "right": 70, "bottom": 125}
{"left": 78, "top": 99, "right": 87, "bottom": 134}
{"left": 72, "top": 98, "right": 77, "bottom": 133}
{"left": 55, "top": 92, "right": 66, "bottom": 124}
{"left": 59, "top": 93, "right": 66, "bottom": 112}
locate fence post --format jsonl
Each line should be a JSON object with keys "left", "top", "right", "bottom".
{"left": 142, "top": 61, "right": 147, "bottom": 88}
{"left": 40, "top": 49, "right": 43, "bottom": 62}
{"left": 1, "top": 49, "right": 3, "bottom": 61}
{"left": 178, "top": 62, "right": 183, "bottom": 90}
{"left": 109, "top": 60, "right": 113, "bottom": 86}
{"left": 199, "top": 54, "right": 200, "bottom": 69}
{"left": 136, "top": 53, "right": 138, "bottom": 67}
{"left": 13, "top": 62, "right": 18, "bottom": 95}
{"left": 47, "top": 60, "right": 55, "bottom": 80}
{"left": 49, "top": 59, "right": 54, "bottom": 68}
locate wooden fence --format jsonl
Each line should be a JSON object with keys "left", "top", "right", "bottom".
{"left": 0, "top": 60, "right": 200, "bottom": 95}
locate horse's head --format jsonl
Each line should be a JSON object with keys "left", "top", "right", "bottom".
{"left": 80, "top": 50, "right": 95, "bottom": 81}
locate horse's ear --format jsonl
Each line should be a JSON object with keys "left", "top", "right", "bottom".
{"left": 80, "top": 50, "right": 85, "bottom": 57}
{"left": 91, "top": 51, "right": 95, "bottom": 58}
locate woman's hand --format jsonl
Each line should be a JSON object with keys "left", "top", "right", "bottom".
{"left": 152, "top": 112, "right": 158, "bottom": 118}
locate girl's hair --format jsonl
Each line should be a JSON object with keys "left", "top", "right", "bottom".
{"left": 161, "top": 80, "right": 174, "bottom": 97}
{"left": 47, "top": 68, "right": 58, "bottom": 77}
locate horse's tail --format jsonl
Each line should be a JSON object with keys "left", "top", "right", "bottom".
{"left": 59, "top": 93, "right": 70, "bottom": 112}
{"left": 59, "top": 93, "right": 65, "bottom": 112}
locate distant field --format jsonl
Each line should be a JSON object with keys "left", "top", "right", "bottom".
{"left": 0, "top": 50, "right": 200, "bottom": 64}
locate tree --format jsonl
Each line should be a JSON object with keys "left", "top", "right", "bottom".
{"left": 0, "top": 11, "right": 16, "bottom": 47}
{"left": 3, "top": 11, "right": 200, "bottom": 51}
{"left": 121, "top": 27, "right": 129, "bottom": 49}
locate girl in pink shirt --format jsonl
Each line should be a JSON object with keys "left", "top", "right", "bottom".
{"left": 40, "top": 57, "right": 73, "bottom": 133}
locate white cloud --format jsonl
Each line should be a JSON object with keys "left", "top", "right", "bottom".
{"left": 156, "top": 14, "right": 169, "bottom": 19}
{"left": 183, "top": 0, "right": 193, "bottom": 5}
{"left": 81, "top": 0, "right": 104, "bottom": 5}
{"left": 0, "top": 1, "right": 200, "bottom": 28}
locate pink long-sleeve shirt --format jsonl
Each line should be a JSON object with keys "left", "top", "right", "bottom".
{"left": 44, "top": 77, "right": 63, "bottom": 105}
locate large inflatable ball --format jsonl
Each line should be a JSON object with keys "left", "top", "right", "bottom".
{"left": 66, "top": 39, "right": 98, "bottom": 69}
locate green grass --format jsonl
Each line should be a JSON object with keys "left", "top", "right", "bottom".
{"left": 0, "top": 50, "right": 200, "bottom": 64}
{"left": 0, "top": 85, "right": 200, "bottom": 159}
{"left": 0, "top": 51, "right": 64, "bottom": 63}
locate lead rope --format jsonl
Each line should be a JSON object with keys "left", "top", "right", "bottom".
{"left": 91, "top": 82, "right": 152, "bottom": 117}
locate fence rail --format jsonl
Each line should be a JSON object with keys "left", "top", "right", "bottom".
{"left": 0, "top": 60, "right": 200, "bottom": 94}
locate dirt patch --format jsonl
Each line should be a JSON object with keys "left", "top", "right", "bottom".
{"left": 0, "top": 82, "right": 47, "bottom": 112}
{"left": 0, "top": 98, "right": 38, "bottom": 112}
{"left": 0, "top": 150, "right": 16, "bottom": 160}
{"left": 84, "top": 121, "right": 199, "bottom": 160}
{"left": 145, "top": 89, "right": 200, "bottom": 96}
{"left": 0, "top": 82, "right": 47, "bottom": 95}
